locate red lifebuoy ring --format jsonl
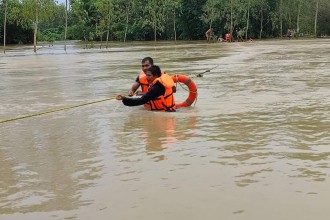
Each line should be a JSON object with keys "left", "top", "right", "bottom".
{"left": 171, "top": 74, "right": 197, "bottom": 108}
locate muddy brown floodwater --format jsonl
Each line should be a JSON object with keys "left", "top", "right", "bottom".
{"left": 1, "top": 39, "right": 330, "bottom": 220}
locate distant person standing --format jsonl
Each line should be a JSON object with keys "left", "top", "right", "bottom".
{"left": 225, "top": 33, "right": 231, "bottom": 42}
{"left": 205, "top": 28, "right": 213, "bottom": 42}
{"left": 237, "top": 28, "right": 245, "bottom": 42}
{"left": 287, "top": 28, "right": 293, "bottom": 40}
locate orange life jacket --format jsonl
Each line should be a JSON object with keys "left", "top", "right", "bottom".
{"left": 138, "top": 70, "right": 167, "bottom": 92}
{"left": 149, "top": 74, "right": 176, "bottom": 112}
{"left": 138, "top": 71, "right": 149, "bottom": 93}
{"left": 138, "top": 71, "right": 152, "bottom": 109}
{"left": 139, "top": 70, "right": 167, "bottom": 110}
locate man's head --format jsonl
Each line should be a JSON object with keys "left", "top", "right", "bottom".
{"left": 146, "top": 65, "right": 161, "bottom": 83}
{"left": 142, "top": 57, "right": 154, "bottom": 73}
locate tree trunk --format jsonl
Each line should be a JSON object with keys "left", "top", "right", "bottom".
{"left": 33, "top": 4, "right": 38, "bottom": 53}
{"left": 280, "top": 18, "right": 283, "bottom": 38}
{"left": 124, "top": 6, "right": 129, "bottom": 43}
{"left": 154, "top": 20, "right": 157, "bottom": 42}
{"left": 173, "top": 7, "right": 177, "bottom": 41}
{"left": 296, "top": 0, "right": 302, "bottom": 35}
{"left": 259, "top": 10, "right": 263, "bottom": 39}
{"left": 3, "top": 0, "right": 7, "bottom": 54}
{"left": 280, "top": 0, "right": 283, "bottom": 38}
{"left": 246, "top": 0, "right": 250, "bottom": 40}
{"left": 64, "top": 0, "right": 68, "bottom": 51}
{"left": 210, "top": 7, "right": 213, "bottom": 29}
{"left": 106, "top": 29, "right": 110, "bottom": 48}
{"left": 314, "top": 0, "right": 319, "bottom": 36}
{"left": 106, "top": 7, "right": 111, "bottom": 48}
{"left": 230, "top": 0, "right": 233, "bottom": 42}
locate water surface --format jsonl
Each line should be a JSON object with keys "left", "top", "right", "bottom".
{"left": 1, "top": 39, "right": 330, "bottom": 220}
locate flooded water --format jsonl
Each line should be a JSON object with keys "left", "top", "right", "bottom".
{"left": 1, "top": 39, "right": 330, "bottom": 220}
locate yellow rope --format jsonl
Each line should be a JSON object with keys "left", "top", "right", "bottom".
{"left": 0, "top": 97, "right": 115, "bottom": 124}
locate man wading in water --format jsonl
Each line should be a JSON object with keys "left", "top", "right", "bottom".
{"left": 205, "top": 28, "right": 213, "bottom": 42}
{"left": 287, "top": 28, "right": 294, "bottom": 40}
{"left": 128, "top": 57, "right": 154, "bottom": 97}
{"left": 127, "top": 57, "right": 176, "bottom": 110}
{"left": 117, "top": 65, "right": 176, "bottom": 112}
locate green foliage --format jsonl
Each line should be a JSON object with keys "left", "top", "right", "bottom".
{"left": 179, "top": 0, "right": 208, "bottom": 40}
{"left": 18, "top": 0, "right": 56, "bottom": 28}
{"left": 39, "top": 27, "right": 62, "bottom": 41}
{"left": 201, "top": 0, "right": 223, "bottom": 28}
{"left": 317, "top": 0, "right": 330, "bottom": 35}
{"left": 1, "top": 0, "right": 330, "bottom": 45}
{"left": 0, "top": 0, "right": 33, "bottom": 43}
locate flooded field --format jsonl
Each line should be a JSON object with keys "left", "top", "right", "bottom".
{"left": 1, "top": 39, "right": 330, "bottom": 220}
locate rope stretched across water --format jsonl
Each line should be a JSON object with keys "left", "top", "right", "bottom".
{"left": 0, "top": 97, "right": 115, "bottom": 124}
{"left": 195, "top": 65, "right": 219, "bottom": 77}
{"left": 1, "top": 67, "right": 214, "bottom": 124}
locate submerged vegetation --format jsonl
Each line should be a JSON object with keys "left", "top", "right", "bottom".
{"left": 1, "top": 0, "right": 330, "bottom": 52}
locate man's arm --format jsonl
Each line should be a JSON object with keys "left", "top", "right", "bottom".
{"left": 123, "top": 82, "right": 165, "bottom": 106}
{"left": 128, "top": 76, "right": 140, "bottom": 96}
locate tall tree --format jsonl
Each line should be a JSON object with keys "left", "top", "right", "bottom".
{"left": 223, "top": 0, "right": 245, "bottom": 41}
{"left": 105, "top": 0, "right": 112, "bottom": 48}
{"left": 147, "top": 0, "right": 167, "bottom": 41}
{"left": 20, "top": 0, "right": 56, "bottom": 52}
{"left": 179, "top": 0, "right": 207, "bottom": 40}
{"left": 279, "top": 0, "right": 283, "bottom": 38}
{"left": 251, "top": 0, "right": 269, "bottom": 39}
{"left": 245, "top": 0, "right": 251, "bottom": 40}
{"left": 314, "top": 0, "right": 319, "bottom": 36}
{"left": 167, "top": 0, "right": 181, "bottom": 41}
{"left": 94, "top": 0, "right": 113, "bottom": 48}
{"left": 120, "top": 0, "right": 134, "bottom": 43}
{"left": 2, "top": 0, "right": 330, "bottom": 44}
{"left": 318, "top": 0, "right": 330, "bottom": 36}
{"left": 201, "top": 0, "right": 222, "bottom": 29}
{"left": 70, "top": 0, "right": 90, "bottom": 47}
{"left": 64, "top": 0, "right": 68, "bottom": 51}
{"left": 296, "top": 0, "right": 303, "bottom": 35}
{"left": 3, "top": 0, "right": 7, "bottom": 53}
{"left": 229, "top": 0, "right": 246, "bottom": 39}
{"left": 230, "top": 0, "right": 233, "bottom": 40}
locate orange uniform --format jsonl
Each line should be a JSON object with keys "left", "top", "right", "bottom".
{"left": 148, "top": 73, "right": 176, "bottom": 112}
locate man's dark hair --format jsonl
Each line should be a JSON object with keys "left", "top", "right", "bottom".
{"left": 148, "top": 65, "right": 161, "bottom": 77}
{"left": 142, "top": 57, "right": 154, "bottom": 65}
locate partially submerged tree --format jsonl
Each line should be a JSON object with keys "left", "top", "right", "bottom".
{"left": 201, "top": 0, "right": 222, "bottom": 30}
{"left": 70, "top": 0, "right": 90, "bottom": 48}
{"left": 1, "top": 0, "right": 330, "bottom": 45}
{"left": 20, "top": 0, "right": 56, "bottom": 52}
{"left": 167, "top": 0, "right": 181, "bottom": 41}
{"left": 119, "top": 0, "right": 134, "bottom": 43}
{"left": 64, "top": 0, "right": 68, "bottom": 51}
{"left": 3, "top": 0, "right": 7, "bottom": 53}
{"left": 94, "top": 0, "right": 113, "bottom": 48}
{"left": 245, "top": 0, "right": 251, "bottom": 40}
{"left": 147, "top": 0, "right": 167, "bottom": 41}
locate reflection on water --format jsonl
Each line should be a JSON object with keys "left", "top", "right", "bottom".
{"left": 0, "top": 114, "right": 104, "bottom": 214}
{"left": 1, "top": 40, "right": 330, "bottom": 220}
{"left": 114, "top": 112, "right": 198, "bottom": 162}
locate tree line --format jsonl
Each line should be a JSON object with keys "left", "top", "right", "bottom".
{"left": 1, "top": 0, "right": 330, "bottom": 53}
